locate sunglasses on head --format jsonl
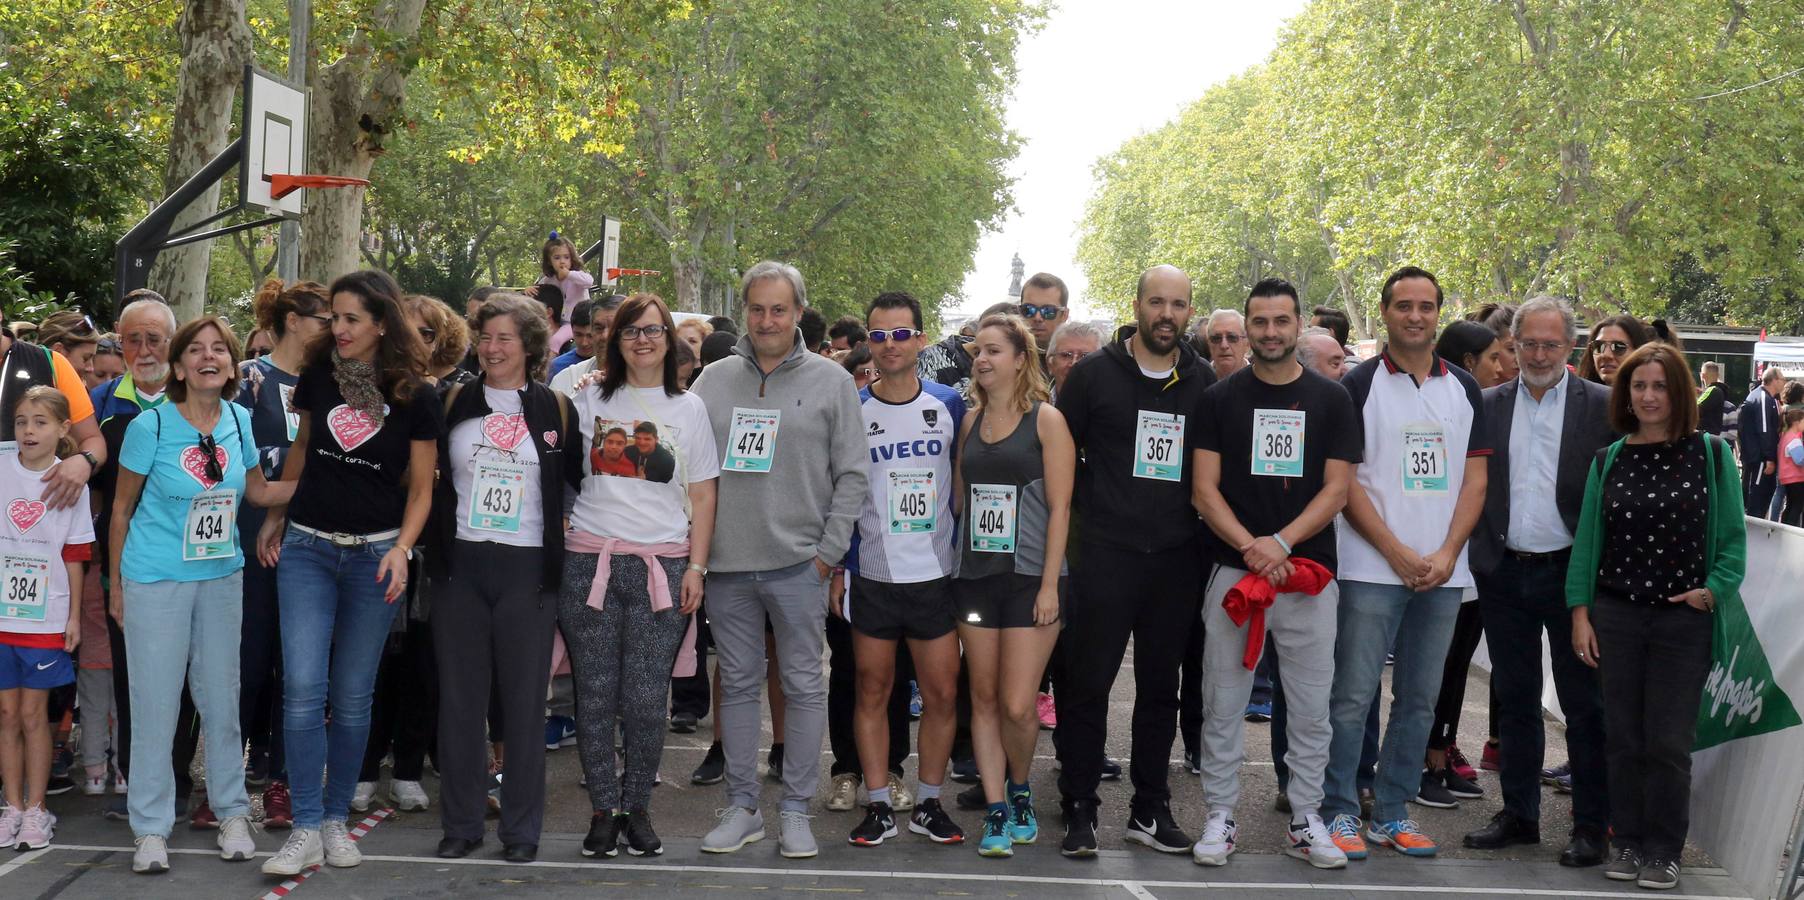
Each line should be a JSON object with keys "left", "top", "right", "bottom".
{"left": 98, "top": 338, "right": 122, "bottom": 354}
{"left": 1018, "top": 304, "right": 1063, "bottom": 321}
{"left": 417, "top": 326, "right": 437, "bottom": 343}
{"left": 867, "top": 327, "right": 921, "bottom": 343}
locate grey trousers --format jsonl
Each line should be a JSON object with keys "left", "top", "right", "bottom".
{"left": 1199, "top": 564, "right": 1338, "bottom": 819}
{"left": 706, "top": 559, "right": 828, "bottom": 812}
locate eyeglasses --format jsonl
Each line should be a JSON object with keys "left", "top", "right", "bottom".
{"left": 249, "top": 347, "right": 271, "bottom": 358}
{"left": 1517, "top": 339, "right": 1568, "bottom": 355}
{"left": 69, "top": 315, "right": 97, "bottom": 335}
{"left": 1589, "top": 339, "right": 1630, "bottom": 355}
{"left": 122, "top": 333, "right": 166, "bottom": 350}
{"left": 195, "top": 434, "right": 223, "bottom": 483}
{"left": 1018, "top": 304, "right": 1063, "bottom": 321}
{"left": 1053, "top": 349, "right": 1092, "bottom": 364}
{"left": 619, "top": 324, "right": 667, "bottom": 341}
{"left": 867, "top": 327, "right": 920, "bottom": 343}
{"left": 1207, "top": 333, "right": 1246, "bottom": 345}
{"left": 854, "top": 367, "right": 880, "bottom": 380}
{"left": 304, "top": 314, "right": 331, "bottom": 325}
{"left": 97, "top": 338, "right": 122, "bottom": 354}
{"left": 417, "top": 327, "right": 437, "bottom": 343}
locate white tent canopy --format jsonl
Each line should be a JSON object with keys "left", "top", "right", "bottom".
{"left": 1754, "top": 340, "right": 1804, "bottom": 367}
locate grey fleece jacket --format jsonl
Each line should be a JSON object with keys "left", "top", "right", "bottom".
{"left": 691, "top": 328, "right": 868, "bottom": 574}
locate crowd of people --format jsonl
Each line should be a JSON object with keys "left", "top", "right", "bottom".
{"left": 0, "top": 240, "right": 1788, "bottom": 894}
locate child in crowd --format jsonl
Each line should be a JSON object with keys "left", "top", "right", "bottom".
{"left": 0, "top": 387, "right": 98, "bottom": 850}
{"left": 1779, "top": 407, "right": 1804, "bottom": 527}
{"left": 531, "top": 232, "right": 593, "bottom": 353}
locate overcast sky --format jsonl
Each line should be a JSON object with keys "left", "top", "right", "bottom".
{"left": 952, "top": 0, "right": 1311, "bottom": 320}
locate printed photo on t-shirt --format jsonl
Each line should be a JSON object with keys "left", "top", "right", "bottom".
{"left": 589, "top": 417, "right": 680, "bottom": 484}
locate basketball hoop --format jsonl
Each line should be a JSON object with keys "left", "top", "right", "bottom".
{"left": 268, "top": 174, "right": 369, "bottom": 200}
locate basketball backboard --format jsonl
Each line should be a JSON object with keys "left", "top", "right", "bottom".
{"left": 598, "top": 216, "right": 622, "bottom": 287}
{"left": 241, "top": 67, "right": 308, "bottom": 218}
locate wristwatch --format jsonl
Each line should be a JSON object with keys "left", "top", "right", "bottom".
{"left": 687, "top": 562, "right": 708, "bottom": 576}
{"left": 79, "top": 450, "right": 100, "bottom": 471}
{"left": 397, "top": 544, "right": 415, "bottom": 561}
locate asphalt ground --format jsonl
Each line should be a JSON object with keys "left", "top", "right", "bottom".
{"left": 0, "top": 656, "right": 1749, "bottom": 899}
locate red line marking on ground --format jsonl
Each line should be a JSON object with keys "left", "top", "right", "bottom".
{"left": 255, "top": 808, "right": 392, "bottom": 900}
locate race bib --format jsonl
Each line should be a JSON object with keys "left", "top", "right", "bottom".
{"left": 1134, "top": 410, "right": 1184, "bottom": 481}
{"left": 183, "top": 489, "right": 237, "bottom": 561}
{"left": 887, "top": 469, "right": 937, "bottom": 535}
{"left": 1252, "top": 409, "right": 1305, "bottom": 477}
{"left": 1401, "top": 422, "right": 1450, "bottom": 494}
{"left": 468, "top": 460, "right": 528, "bottom": 533}
{"left": 0, "top": 553, "right": 49, "bottom": 622}
{"left": 968, "top": 484, "right": 1017, "bottom": 553}
{"left": 723, "top": 407, "right": 780, "bottom": 473}
{"left": 279, "top": 383, "right": 299, "bottom": 442}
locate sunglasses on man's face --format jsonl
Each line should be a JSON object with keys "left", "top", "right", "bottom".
{"left": 867, "top": 327, "right": 920, "bottom": 343}
{"left": 1018, "top": 304, "right": 1063, "bottom": 321}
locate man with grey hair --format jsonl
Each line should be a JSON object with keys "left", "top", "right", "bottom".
{"left": 692, "top": 260, "right": 867, "bottom": 859}
{"left": 1045, "top": 320, "right": 1106, "bottom": 398}
{"left": 1462, "top": 294, "right": 1614, "bottom": 866}
{"left": 1295, "top": 327, "right": 1346, "bottom": 381}
{"left": 1198, "top": 309, "right": 1249, "bottom": 381}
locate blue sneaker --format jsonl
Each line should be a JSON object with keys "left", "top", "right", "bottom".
{"left": 977, "top": 809, "right": 1012, "bottom": 857}
{"left": 1008, "top": 793, "right": 1038, "bottom": 844}
{"left": 544, "top": 715, "right": 577, "bottom": 750}
{"left": 1244, "top": 701, "right": 1273, "bottom": 723}
{"left": 908, "top": 681, "right": 923, "bottom": 720}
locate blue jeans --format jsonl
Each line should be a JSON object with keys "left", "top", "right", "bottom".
{"left": 1322, "top": 580, "right": 1461, "bottom": 824}
{"left": 122, "top": 574, "right": 250, "bottom": 838}
{"left": 276, "top": 530, "right": 401, "bottom": 829}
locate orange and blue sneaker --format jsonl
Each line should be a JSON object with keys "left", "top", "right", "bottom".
{"left": 1327, "top": 813, "right": 1368, "bottom": 860}
{"left": 1366, "top": 819, "right": 1438, "bottom": 857}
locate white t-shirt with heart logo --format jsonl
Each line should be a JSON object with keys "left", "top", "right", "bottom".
{"left": 0, "top": 454, "right": 95, "bottom": 638}
{"left": 447, "top": 386, "right": 545, "bottom": 547}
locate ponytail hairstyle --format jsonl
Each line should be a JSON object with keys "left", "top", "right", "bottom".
{"left": 16, "top": 385, "right": 78, "bottom": 458}
{"left": 252, "top": 277, "right": 330, "bottom": 340}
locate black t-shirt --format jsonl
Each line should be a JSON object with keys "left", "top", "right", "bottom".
{"left": 287, "top": 363, "right": 443, "bottom": 536}
{"left": 1190, "top": 366, "right": 1362, "bottom": 571}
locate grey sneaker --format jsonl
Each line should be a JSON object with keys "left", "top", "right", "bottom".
{"left": 1604, "top": 846, "right": 1641, "bottom": 881}
{"left": 1638, "top": 857, "right": 1680, "bottom": 890}
{"left": 700, "top": 807, "right": 765, "bottom": 854}
{"left": 778, "top": 809, "right": 818, "bottom": 859}
{"left": 217, "top": 815, "right": 256, "bottom": 861}
{"left": 262, "top": 828, "right": 323, "bottom": 875}
{"left": 132, "top": 834, "right": 170, "bottom": 874}
{"left": 321, "top": 819, "right": 362, "bottom": 867}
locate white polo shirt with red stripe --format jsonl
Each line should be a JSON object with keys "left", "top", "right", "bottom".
{"left": 1337, "top": 349, "right": 1491, "bottom": 588}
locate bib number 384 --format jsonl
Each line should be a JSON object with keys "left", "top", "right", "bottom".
{"left": 968, "top": 484, "right": 1017, "bottom": 554}
{"left": 184, "top": 489, "right": 238, "bottom": 561}
{"left": 1252, "top": 409, "right": 1305, "bottom": 477}
{"left": 723, "top": 408, "right": 780, "bottom": 473}
{"left": 469, "top": 461, "right": 528, "bottom": 533}
{"left": 0, "top": 554, "right": 49, "bottom": 622}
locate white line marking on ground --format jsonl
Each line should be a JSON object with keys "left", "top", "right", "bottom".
{"left": 29, "top": 844, "right": 1749, "bottom": 899}
{"left": 0, "top": 847, "right": 49, "bottom": 879}
{"left": 256, "top": 807, "right": 391, "bottom": 900}
{"left": 1121, "top": 881, "right": 1159, "bottom": 900}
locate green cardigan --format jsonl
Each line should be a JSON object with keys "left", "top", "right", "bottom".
{"left": 1566, "top": 432, "right": 1747, "bottom": 609}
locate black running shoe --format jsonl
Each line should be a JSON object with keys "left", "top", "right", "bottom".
{"left": 1123, "top": 803, "right": 1190, "bottom": 854}
{"left": 1099, "top": 757, "right": 1122, "bottom": 781}
{"left": 908, "top": 799, "right": 964, "bottom": 844}
{"left": 1440, "top": 766, "right": 1483, "bottom": 800}
{"left": 955, "top": 783, "right": 986, "bottom": 811}
{"left": 623, "top": 809, "right": 662, "bottom": 856}
{"left": 765, "top": 743, "right": 785, "bottom": 781}
{"left": 582, "top": 812, "right": 624, "bottom": 858}
{"left": 849, "top": 802, "right": 898, "bottom": 846}
{"left": 691, "top": 741, "right": 726, "bottom": 785}
{"left": 949, "top": 757, "right": 979, "bottom": 784}
{"left": 1412, "top": 768, "right": 1460, "bottom": 809}
{"left": 1060, "top": 799, "right": 1099, "bottom": 858}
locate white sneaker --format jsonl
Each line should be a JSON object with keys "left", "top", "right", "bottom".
{"left": 0, "top": 806, "right": 21, "bottom": 848}
{"left": 114, "top": 771, "right": 129, "bottom": 795}
{"left": 778, "top": 809, "right": 818, "bottom": 859}
{"left": 1286, "top": 813, "right": 1348, "bottom": 869}
{"left": 132, "top": 834, "right": 170, "bottom": 874}
{"left": 888, "top": 779, "right": 914, "bottom": 813}
{"left": 351, "top": 781, "right": 378, "bottom": 813}
{"left": 83, "top": 775, "right": 108, "bottom": 796}
{"left": 700, "top": 806, "right": 765, "bottom": 853}
{"left": 825, "top": 773, "right": 859, "bottom": 812}
{"left": 391, "top": 779, "right": 430, "bottom": 812}
{"left": 321, "top": 819, "right": 361, "bottom": 867}
{"left": 1192, "top": 809, "right": 1237, "bottom": 867}
{"left": 218, "top": 815, "right": 257, "bottom": 861}
{"left": 261, "top": 828, "right": 322, "bottom": 876}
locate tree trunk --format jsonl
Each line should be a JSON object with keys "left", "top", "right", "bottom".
{"left": 297, "top": 0, "right": 430, "bottom": 283}
{"left": 148, "top": 0, "right": 252, "bottom": 321}
{"left": 672, "top": 253, "right": 705, "bottom": 316}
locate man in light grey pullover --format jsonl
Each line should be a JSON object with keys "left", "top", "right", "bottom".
{"left": 692, "top": 261, "right": 868, "bottom": 858}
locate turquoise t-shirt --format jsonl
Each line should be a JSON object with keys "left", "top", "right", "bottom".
{"left": 119, "top": 403, "right": 257, "bottom": 583}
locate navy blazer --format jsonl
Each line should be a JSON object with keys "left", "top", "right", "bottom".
{"left": 1468, "top": 375, "right": 1616, "bottom": 576}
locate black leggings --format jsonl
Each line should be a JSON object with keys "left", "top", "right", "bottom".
{"left": 1782, "top": 481, "right": 1804, "bottom": 527}
{"left": 1428, "top": 601, "right": 1485, "bottom": 752}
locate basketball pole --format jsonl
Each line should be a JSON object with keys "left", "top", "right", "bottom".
{"left": 275, "top": 0, "right": 309, "bottom": 282}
